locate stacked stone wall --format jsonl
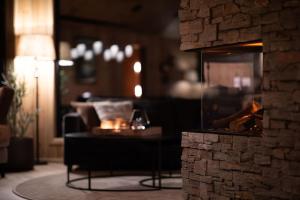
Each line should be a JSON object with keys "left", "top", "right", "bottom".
{"left": 179, "top": 0, "right": 300, "bottom": 199}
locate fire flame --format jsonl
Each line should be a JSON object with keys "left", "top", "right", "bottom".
{"left": 100, "top": 118, "right": 129, "bottom": 130}
{"left": 251, "top": 100, "right": 262, "bottom": 113}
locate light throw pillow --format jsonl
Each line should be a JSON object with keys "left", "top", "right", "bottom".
{"left": 93, "top": 101, "right": 133, "bottom": 122}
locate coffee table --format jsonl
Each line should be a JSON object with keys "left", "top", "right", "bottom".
{"left": 64, "top": 127, "right": 162, "bottom": 191}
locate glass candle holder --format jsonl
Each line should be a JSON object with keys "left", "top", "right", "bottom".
{"left": 129, "top": 109, "right": 150, "bottom": 130}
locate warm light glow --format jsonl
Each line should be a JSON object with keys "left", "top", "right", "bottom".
{"left": 251, "top": 101, "right": 262, "bottom": 113}
{"left": 70, "top": 48, "right": 79, "bottom": 59}
{"left": 58, "top": 60, "right": 74, "bottom": 67}
{"left": 14, "top": 0, "right": 54, "bottom": 35}
{"left": 110, "top": 44, "right": 119, "bottom": 58}
{"left": 100, "top": 118, "right": 128, "bottom": 130}
{"left": 133, "top": 61, "right": 142, "bottom": 73}
{"left": 84, "top": 50, "right": 93, "bottom": 61}
{"left": 241, "top": 42, "right": 263, "bottom": 47}
{"left": 116, "top": 51, "right": 124, "bottom": 63}
{"left": 134, "top": 85, "right": 142, "bottom": 98}
{"left": 16, "top": 34, "right": 55, "bottom": 60}
{"left": 76, "top": 43, "right": 86, "bottom": 57}
{"left": 125, "top": 45, "right": 133, "bottom": 57}
{"left": 103, "top": 49, "right": 112, "bottom": 61}
{"left": 93, "top": 41, "right": 103, "bottom": 55}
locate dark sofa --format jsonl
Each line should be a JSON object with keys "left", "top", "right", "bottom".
{"left": 63, "top": 93, "right": 243, "bottom": 171}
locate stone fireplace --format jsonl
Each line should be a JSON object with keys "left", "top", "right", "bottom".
{"left": 179, "top": 0, "right": 300, "bottom": 199}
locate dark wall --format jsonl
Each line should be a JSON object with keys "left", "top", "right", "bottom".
{"left": 0, "top": 0, "right": 5, "bottom": 81}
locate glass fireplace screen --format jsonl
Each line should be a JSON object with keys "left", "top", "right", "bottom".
{"left": 200, "top": 41, "right": 263, "bottom": 135}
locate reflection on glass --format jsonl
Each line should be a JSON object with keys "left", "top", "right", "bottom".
{"left": 130, "top": 109, "right": 150, "bottom": 130}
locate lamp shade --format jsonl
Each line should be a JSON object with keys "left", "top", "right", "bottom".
{"left": 14, "top": 0, "right": 54, "bottom": 35}
{"left": 16, "top": 34, "right": 55, "bottom": 60}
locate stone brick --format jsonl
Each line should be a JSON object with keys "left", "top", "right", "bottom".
{"left": 272, "top": 148, "right": 285, "bottom": 159}
{"left": 220, "top": 161, "right": 241, "bottom": 171}
{"left": 239, "top": 26, "right": 261, "bottom": 42}
{"left": 288, "top": 122, "right": 300, "bottom": 131}
{"left": 262, "top": 167, "right": 279, "bottom": 178}
{"left": 263, "top": 92, "right": 293, "bottom": 108}
{"left": 220, "top": 135, "right": 233, "bottom": 144}
{"left": 261, "top": 12, "right": 279, "bottom": 24}
{"left": 280, "top": 9, "right": 299, "bottom": 29}
{"left": 179, "top": 19, "right": 204, "bottom": 35}
{"left": 181, "top": 34, "right": 198, "bottom": 42}
{"left": 240, "top": 162, "right": 262, "bottom": 174}
{"left": 181, "top": 149, "right": 190, "bottom": 160}
{"left": 211, "top": 17, "right": 223, "bottom": 24}
{"left": 213, "top": 152, "right": 228, "bottom": 161}
{"left": 212, "top": 5, "right": 224, "bottom": 18}
{"left": 221, "top": 143, "right": 232, "bottom": 151}
{"left": 241, "top": 151, "right": 254, "bottom": 162}
{"left": 262, "top": 23, "right": 283, "bottom": 33}
{"left": 254, "top": 154, "right": 271, "bottom": 165}
{"left": 190, "top": 0, "right": 204, "bottom": 9}
{"left": 198, "top": 143, "right": 213, "bottom": 150}
{"left": 199, "top": 150, "right": 213, "bottom": 159}
{"left": 285, "top": 150, "right": 300, "bottom": 161}
{"left": 179, "top": 9, "right": 198, "bottom": 22}
{"left": 207, "top": 159, "right": 220, "bottom": 173}
{"left": 266, "top": 52, "right": 300, "bottom": 73}
{"left": 284, "top": 0, "right": 300, "bottom": 7}
{"left": 270, "top": 119, "right": 286, "bottom": 129}
{"left": 197, "top": 5, "right": 210, "bottom": 18}
{"left": 276, "top": 81, "right": 300, "bottom": 92}
{"left": 292, "top": 90, "right": 300, "bottom": 103}
{"left": 233, "top": 136, "right": 248, "bottom": 152}
{"left": 218, "top": 170, "right": 233, "bottom": 180}
{"left": 227, "top": 151, "right": 241, "bottom": 162}
{"left": 219, "top": 13, "right": 251, "bottom": 31}
{"left": 180, "top": 0, "right": 190, "bottom": 9}
{"left": 194, "top": 159, "right": 207, "bottom": 175}
{"left": 224, "top": 2, "right": 240, "bottom": 15}
{"left": 204, "top": 133, "right": 219, "bottom": 143}
{"left": 219, "top": 30, "right": 239, "bottom": 43}
{"left": 199, "top": 175, "right": 213, "bottom": 184}
{"left": 198, "top": 24, "right": 217, "bottom": 42}
{"left": 279, "top": 129, "right": 295, "bottom": 147}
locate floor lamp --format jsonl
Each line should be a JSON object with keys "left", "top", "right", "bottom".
{"left": 16, "top": 34, "right": 55, "bottom": 165}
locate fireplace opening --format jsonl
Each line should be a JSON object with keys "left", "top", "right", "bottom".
{"left": 200, "top": 41, "right": 263, "bottom": 135}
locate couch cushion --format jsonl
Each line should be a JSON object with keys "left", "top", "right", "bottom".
{"left": 93, "top": 101, "right": 133, "bottom": 122}
{"left": 70, "top": 101, "right": 100, "bottom": 130}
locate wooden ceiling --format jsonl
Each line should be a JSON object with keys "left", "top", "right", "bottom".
{"left": 60, "top": 0, "right": 180, "bottom": 33}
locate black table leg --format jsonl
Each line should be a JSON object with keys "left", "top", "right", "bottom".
{"left": 158, "top": 140, "right": 162, "bottom": 189}
{"left": 88, "top": 168, "right": 91, "bottom": 190}
{"left": 67, "top": 165, "right": 72, "bottom": 183}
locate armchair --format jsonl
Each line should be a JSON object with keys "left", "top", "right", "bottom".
{"left": 0, "top": 85, "right": 14, "bottom": 177}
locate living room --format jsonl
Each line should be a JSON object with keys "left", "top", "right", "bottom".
{"left": 0, "top": 0, "right": 300, "bottom": 199}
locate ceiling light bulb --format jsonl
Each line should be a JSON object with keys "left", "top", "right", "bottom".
{"left": 76, "top": 43, "right": 86, "bottom": 56}
{"left": 103, "top": 49, "right": 112, "bottom": 61}
{"left": 133, "top": 61, "right": 142, "bottom": 73}
{"left": 93, "top": 41, "right": 103, "bottom": 55}
{"left": 70, "top": 48, "right": 79, "bottom": 59}
{"left": 125, "top": 44, "right": 133, "bottom": 57}
{"left": 116, "top": 51, "right": 124, "bottom": 63}
{"left": 110, "top": 44, "right": 119, "bottom": 58}
{"left": 134, "top": 85, "right": 142, "bottom": 98}
{"left": 84, "top": 50, "right": 93, "bottom": 61}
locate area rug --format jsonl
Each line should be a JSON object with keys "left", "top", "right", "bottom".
{"left": 13, "top": 173, "right": 183, "bottom": 200}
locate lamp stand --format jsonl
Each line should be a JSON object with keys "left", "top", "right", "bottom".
{"left": 34, "top": 68, "right": 47, "bottom": 165}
